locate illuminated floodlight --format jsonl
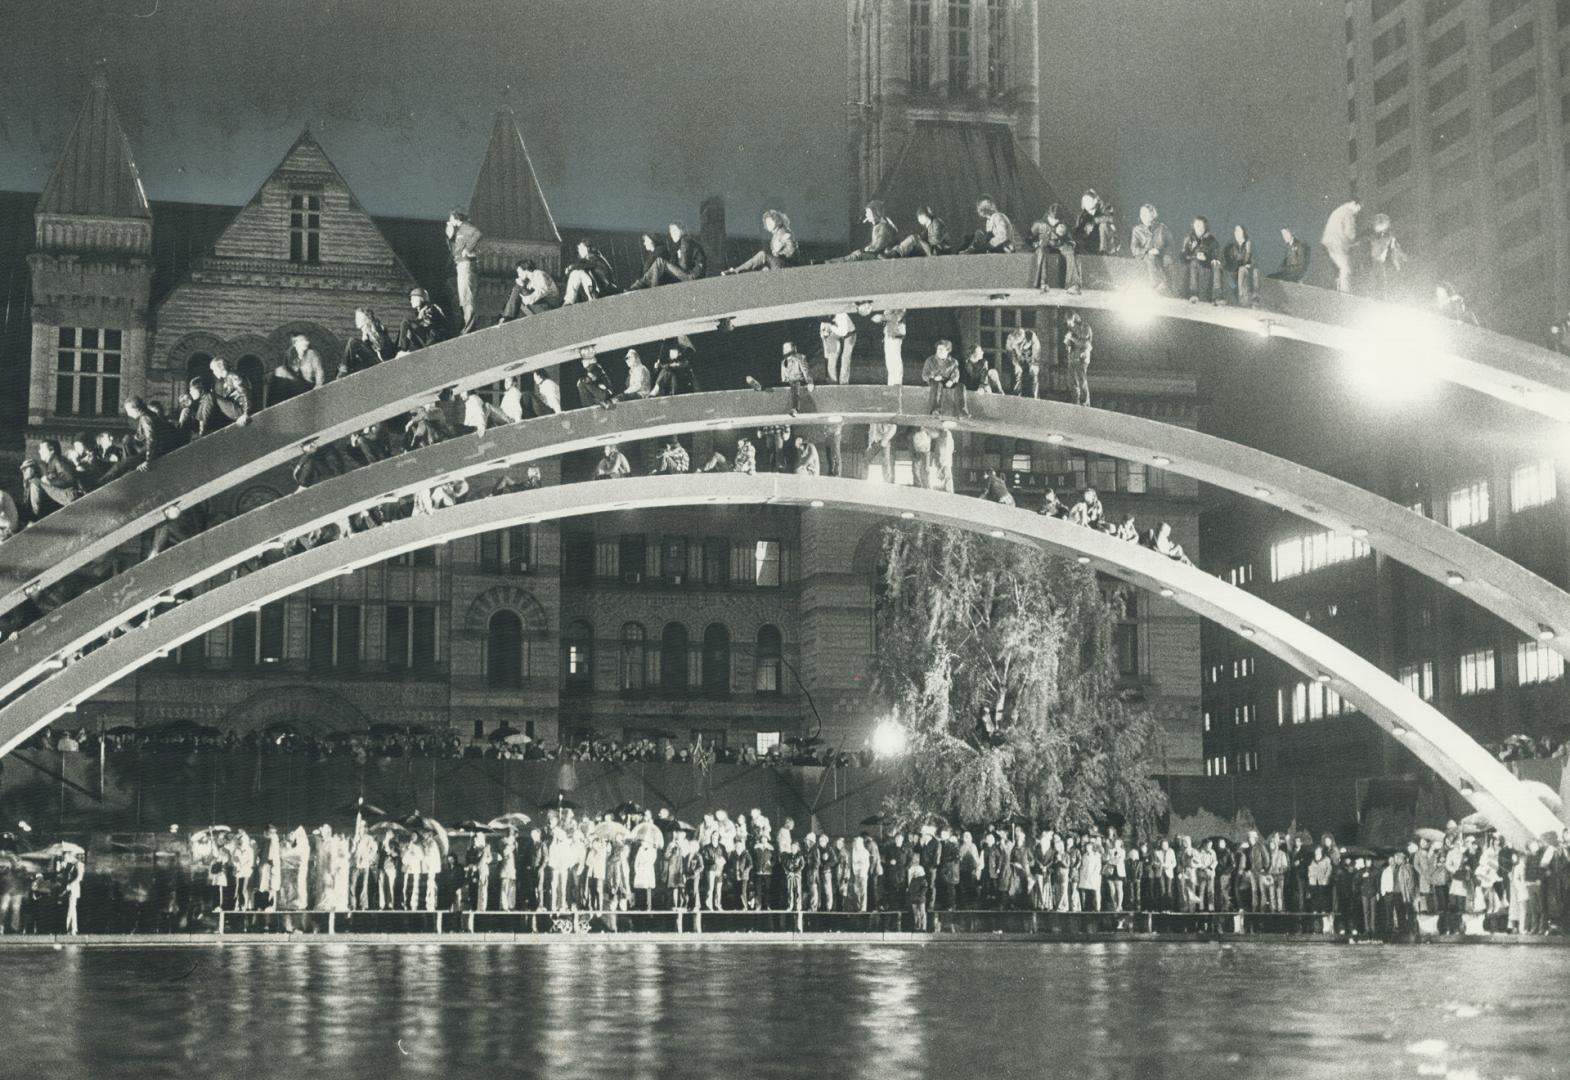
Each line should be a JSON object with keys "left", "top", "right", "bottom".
{"left": 1046, "top": 433, "right": 1065, "bottom": 444}
{"left": 988, "top": 529, "right": 1005, "bottom": 538}
{"left": 1253, "top": 486, "right": 1273, "bottom": 498}
{"left": 1254, "top": 319, "right": 1275, "bottom": 338}
{"left": 1351, "top": 526, "right": 1369, "bottom": 539}
{"left": 1315, "top": 672, "right": 1331, "bottom": 683}
{"left": 162, "top": 503, "right": 182, "bottom": 521}
{"left": 1159, "top": 587, "right": 1175, "bottom": 598}
{"left": 899, "top": 511, "right": 915, "bottom": 520}
{"left": 870, "top": 716, "right": 909, "bottom": 759}
{"left": 809, "top": 500, "right": 825, "bottom": 508}
{"left": 1458, "top": 781, "right": 1476, "bottom": 798}
{"left": 1445, "top": 571, "right": 1465, "bottom": 586}
{"left": 1390, "top": 725, "right": 1407, "bottom": 737}
{"left": 1538, "top": 624, "right": 1556, "bottom": 642}
{"left": 1239, "top": 626, "right": 1257, "bottom": 638}
{"left": 1152, "top": 455, "right": 1172, "bottom": 466}
{"left": 1113, "top": 285, "right": 1163, "bottom": 327}
{"left": 1075, "top": 555, "right": 1091, "bottom": 565}
{"left": 1341, "top": 306, "right": 1445, "bottom": 403}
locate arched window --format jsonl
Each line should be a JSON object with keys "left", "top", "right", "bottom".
{"left": 660, "top": 622, "right": 689, "bottom": 693}
{"left": 755, "top": 624, "right": 783, "bottom": 695}
{"left": 564, "top": 619, "right": 594, "bottom": 691}
{"left": 486, "top": 610, "right": 524, "bottom": 688}
{"left": 236, "top": 354, "right": 266, "bottom": 397}
{"left": 619, "top": 622, "right": 647, "bottom": 692}
{"left": 702, "top": 624, "right": 731, "bottom": 696}
{"left": 185, "top": 351, "right": 214, "bottom": 384}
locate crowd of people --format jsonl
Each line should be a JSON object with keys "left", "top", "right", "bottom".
{"left": 5, "top": 805, "right": 1566, "bottom": 938}
{"left": 24, "top": 724, "right": 873, "bottom": 768}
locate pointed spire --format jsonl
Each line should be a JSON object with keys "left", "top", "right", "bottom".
{"left": 37, "top": 64, "right": 150, "bottom": 220}
{"left": 468, "top": 110, "right": 560, "bottom": 245}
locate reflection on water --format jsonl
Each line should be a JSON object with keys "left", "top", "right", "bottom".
{"left": 1, "top": 942, "right": 1566, "bottom": 1079}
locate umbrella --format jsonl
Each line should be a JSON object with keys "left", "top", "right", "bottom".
{"left": 632, "top": 821, "right": 664, "bottom": 847}
{"left": 612, "top": 800, "right": 643, "bottom": 817}
{"left": 188, "top": 827, "right": 231, "bottom": 847}
{"left": 1413, "top": 827, "right": 1446, "bottom": 844}
{"left": 369, "top": 821, "right": 412, "bottom": 839}
{"left": 486, "top": 813, "right": 532, "bottom": 832}
{"left": 35, "top": 841, "right": 86, "bottom": 858}
{"left": 593, "top": 820, "right": 632, "bottom": 843}
{"left": 488, "top": 724, "right": 524, "bottom": 743}
{"left": 1459, "top": 811, "right": 1493, "bottom": 834}
{"left": 454, "top": 820, "right": 499, "bottom": 834}
{"left": 500, "top": 732, "right": 532, "bottom": 746}
{"left": 538, "top": 791, "right": 579, "bottom": 811}
{"left": 261, "top": 721, "right": 298, "bottom": 736}
{"left": 1519, "top": 779, "right": 1564, "bottom": 811}
{"left": 401, "top": 812, "right": 450, "bottom": 856}
{"left": 1339, "top": 846, "right": 1378, "bottom": 860}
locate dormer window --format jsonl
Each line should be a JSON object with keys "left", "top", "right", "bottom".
{"left": 289, "top": 192, "right": 321, "bottom": 263}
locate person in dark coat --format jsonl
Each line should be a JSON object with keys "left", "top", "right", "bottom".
{"left": 339, "top": 308, "right": 396, "bottom": 378}
{"left": 576, "top": 352, "right": 616, "bottom": 409}
{"left": 1182, "top": 217, "right": 1223, "bottom": 304}
{"left": 629, "top": 223, "right": 709, "bottom": 288}
{"left": 563, "top": 241, "right": 620, "bottom": 303}
{"left": 885, "top": 205, "right": 952, "bottom": 258}
{"left": 398, "top": 288, "right": 450, "bottom": 354}
{"left": 832, "top": 200, "right": 899, "bottom": 261}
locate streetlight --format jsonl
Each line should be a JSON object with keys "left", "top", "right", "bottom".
{"left": 870, "top": 715, "right": 909, "bottom": 759}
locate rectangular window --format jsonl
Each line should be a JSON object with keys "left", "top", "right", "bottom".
{"left": 1491, "top": 22, "right": 1534, "bottom": 72}
{"left": 1373, "top": 60, "right": 1409, "bottom": 105}
{"left": 617, "top": 534, "right": 646, "bottom": 583}
{"left": 1458, "top": 648, "right": 1497, "bottom": 695}
{"left": 1375, "top": 103, "right": 1410, "bottom": 146}
{"left": 985, "top": 0, "right": 1007, "bottom": 95}
{"left": 230, "top": 602, "right": 287, "bottom": 668}
{"left": 1113, "top": 623, "right": 1138, "bottom": 677}
{"left": 909, "top": 0, "right": 933, "bottom": 90}
{"left": 754, "top": 540, "right": 782, "bottom": 587}
{"left": 53, "top": 327, "right": 123, "bottom": 418}
{"left": 1373, "top": 21, "right": 1407, "bottom": 63}
{"left": 1268, "top": 530, "right": 1371, "bottom": 582}
{"left": 1498, "top": 161, "right": 1541, "bottom": 203}
{"left": 1092, "top": 457, "right": 1118, "bottom": 493}
{"left": 308, "top": 603, "right": 361, "bottom": 672}
{"left": 1376, "top": 145, "right": 1412, "bottom": 184}
{"left": 1428, "top": 66, "right": 1468, "bottom": 112}
{"left": 1447, "top": 480, "right": 1491, "bottom": 529}
{"left": 562, "top": 531, "right": 595, "bottom": 586}
{"left": 1517, "top": 641, "right": 1566, "bottom": 685}
{"left": 479, "top": 525, "right": 531, "bottom": 573}
{"left": 946, "top": 0, "right": 971, "bottom": 90}
{"left": 386, "top": 604, "right": 437, "bottom": 673}
{"left": 660, "top": 535, "right": 689, "bottom": 584}
{"left": 1120, "top": 461, "right": 1148, "bottom": 494}
{"left": 1510, "top": 459, "right": 1556, "bottom": 512}
{"left": 755, "top": 731, "right": 781, "bottom": 754}
{"left": 389, "top": 547, "right": 436, "bottom": 569}
{"left": 1399, "top": 660, "right": 1434, "bottom": 701}
{"left": 1428, "top": 22, "right": 1466, "bottom": 67}
{"left": 288, "top": 193, "right": 322, "bottom": 264}
{"left": 1429, "top": 108, "right": 1471, "bottom": 153}
{"left": 1493, "top": 68, "right": 1538, "bottom": 117}
{"left": 1203, "top": 711, "right": 1212, "bottom": 733}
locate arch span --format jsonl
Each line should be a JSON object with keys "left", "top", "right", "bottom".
{"left": 7, "top": 388, "right": 1569, "bottom": 717}
{"left": 5, "top": 254, "right": 1569, "bottom": 621}
{"left": 1, "top": 473, "right": 1556, "bottom": 845}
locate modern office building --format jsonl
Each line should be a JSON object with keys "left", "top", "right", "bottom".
{"left": 1344, "top": 0, "right": 1570, "bottom": 335}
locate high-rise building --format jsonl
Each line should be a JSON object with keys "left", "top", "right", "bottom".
{"left": 1344, "top": 0, "right": 1570, "bottom": 334}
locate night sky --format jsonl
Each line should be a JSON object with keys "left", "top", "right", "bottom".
{"left": 1, "top": 0, "right": 1347, "bottom": 248}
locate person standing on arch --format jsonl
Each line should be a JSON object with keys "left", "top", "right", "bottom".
{"left": 445, "top": 208, "right": 483, "bottom": 333}
{"left": 1321, "top": 198, "right": 1361, "bottom": 294}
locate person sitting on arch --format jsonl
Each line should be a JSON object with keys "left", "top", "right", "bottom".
{"left": 831, "top": 199, "right": 899, "bottom": 262}
{"left": 629, "top": 222, "right": 708, "bottom": 289}
{"left": 1181, "top": 216, "right": 1223, "bottom": 305}
{"left": 650, "top": 339, "right": 700, "bottom": 397}
{"left": 1130, "top": 204, "right": 1174, "bottom": 293}
{"left": 576, "top": 350, "right": 615, "bottom": 409}
{"left": 724, "top": 210, "right": 800, "bottom": 274}
{"left": 200, "top": 357, "right": 253, "bottom": 433}
{"left": 1153, "top": 521, "right": 1193, "bottom": 565}
{"left": 884, "top": 205, "right": 951, "bottom": 258}
{"left": 594, "top": 443, "right": 631, "bottom": 480}
{"left": 978, "top": 468, "right": 1014, "bottom": 506}
{"left": 652, "top": 437, "right": 690, "bottom": 475}
{"left": 398, "top": 288, "right": 451, "bottom": 354}
{"left": 499, "top": 260, "right": 562, "bottom": 321}
{"left": 1068, "top": 487, "right": 1106, "bottom": 529}
{"left": 961, "top": 195, "right": 1019, "bottom": 255}
{"left": 791, "top": 434, "right": 820, "bottom": 476}
{"left": 339, "top": 308, "right": 396, "bottom": 379}
{"left": 563, "top": 241, "right": 621, "bottom": 304}
{"left": 1030, "top": 203, "right": 1082, "bottom": 293}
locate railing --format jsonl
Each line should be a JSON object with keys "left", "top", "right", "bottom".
{"left": 204, "top": 906, "right": 1337, "bottom": 936}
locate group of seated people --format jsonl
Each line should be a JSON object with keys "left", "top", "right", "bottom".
{"left": 969, "top": 478, "right": 1192, "bottom": 565}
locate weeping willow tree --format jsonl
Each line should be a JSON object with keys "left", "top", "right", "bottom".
{"left": 876, "top": 522, "right": 1169, "bottom": 834}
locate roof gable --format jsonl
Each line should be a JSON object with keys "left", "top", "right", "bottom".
{"left": 467, "top": 111, "right": 561, "bottom": 245}
{"left": 36, "top": 67, "right": 150, "bottom": 220}
{"left": 204, "top": 129, "right": 411, "bottom": 278}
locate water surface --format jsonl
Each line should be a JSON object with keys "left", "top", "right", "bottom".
{"left": 2, "top": 942, "right": 1565, "bottom": 1078}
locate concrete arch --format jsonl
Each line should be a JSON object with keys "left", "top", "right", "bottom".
{"left": 6, "top": 254, "right": 1570, "bottom": 622}
{"left": 7, "top": 388, "right": 1568, "bottom": 718}
{"left": 462, "top": 585, "right": 549, "bottom": 637}
{"left": 1, "top": 473, "right": 1557, "bottom": 845}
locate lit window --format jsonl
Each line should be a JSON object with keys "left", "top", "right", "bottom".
{"left": 1399, "top": 660, "right": 1434, "bottom": 701}
{"left": 756, "top": 731, "right": 781, "bottom": 754}
{"left": 1509, "top": 460, "right": 1556, "bottom": 512}
{"left": 1517, "top": 640, "right": 1565, "bottom": 685}
{"left": 289, "top": 193, "right": 321, "bottom": 263}
{"left": 1458, "top": 648, "right": 1497, "bottom": 695}
{"left": 1292, "top": 682, "right": 1308, "bottom": 724}
{"left": 54, "top": 327, "right": 123, "bottom": 418}
{"left": 1447, "top": 481, "right": 1490, "bottom": 529}
{"left": 1268, "top": 530, "right": 1370, "bottom": 581}
{"left": 1203, "top": 711, "right": 1212, "bottom": 732}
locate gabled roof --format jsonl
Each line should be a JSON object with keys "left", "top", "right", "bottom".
{"left": 36, "top": 67, "right": 150, "bottom": 220}
{"left": 873, "top": 121, "right": 1055, "bottom": 240}
{"left": 467, "top": 110, "right": 561, "bottom": 245}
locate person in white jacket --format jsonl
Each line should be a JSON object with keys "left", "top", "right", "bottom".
{"left": 1320, "top": 199, "right": 1362, "bottom": 293}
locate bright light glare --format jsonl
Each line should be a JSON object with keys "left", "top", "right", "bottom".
{"left": 1341, "top": 306, "right": 1445, "bottom": 402}
{"left": 1114, "top": 285, "right": 1162, "bottom": 327}
{"left": 870, "top": 717, "right": 909, "bottom": 759}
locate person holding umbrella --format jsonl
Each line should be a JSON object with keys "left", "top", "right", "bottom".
{"left": 498, "top": 832, "right": 519, "bottom": 912}
{"left": 60, "top": 848, "right": 83, "bottom": 934}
